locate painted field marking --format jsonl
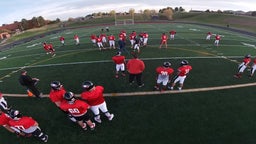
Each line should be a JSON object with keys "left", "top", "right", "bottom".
{"left": 3, "top": 82, "right": 256, "bottom": 97}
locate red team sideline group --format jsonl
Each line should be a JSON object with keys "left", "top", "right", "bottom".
{"left": 2, "top": 26, "right": 251, "bottom": 143}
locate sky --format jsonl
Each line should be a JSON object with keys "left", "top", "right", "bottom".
{"left": 1, "top": 0, "right": 256, "bottom": 25}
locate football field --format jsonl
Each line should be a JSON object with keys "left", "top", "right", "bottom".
{"left": 1, "top": 22, "right": 256, "bottom": 144}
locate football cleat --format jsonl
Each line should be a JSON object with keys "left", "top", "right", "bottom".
{"left": 108, "top": 114, "right": 114, "bottom": 121}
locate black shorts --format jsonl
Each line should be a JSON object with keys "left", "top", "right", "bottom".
{"left": 74, "top": 112, "right": 91, "bottom": 121}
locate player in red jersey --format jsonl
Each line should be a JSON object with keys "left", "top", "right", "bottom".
{"left": 43, "top": 42, "right": 56, "bottom": 57}
{"left": 60, "top": 92, "right": 95, "bottom": 130}
{"left": 1, "top": 95, "right": 23, "bottom": 136}
{"left": 100, "top": 33, "right": 107, "bottom": 47}
{"left": 169, "top": 30, "right": 176, "bottom": 40}
{"left": 118, "top": 32, "right": 125, "bottom": 42}
{"left": 159, "top": 33, "right": 168, "bottom": 49}
{"left": 129, "top": 31, "right": 136, "bottom": 48}
{"left": 234, "top": 54, "right": 251, "bottom": 78}
{"left": 81, "top": 81, "right": 114, "bottom": 123}
{"left": 214, "top": 34, "right": 221, "bottom": 46}
{"left": 8, "top": 109, "right": 48, "bottom": 142}
{"left": 170, "top": 60, "right": 192, "bottom": 90}
{"left": 74, "top": 34, "right": 80, "bottom": 45}
{"left": 112, "top": 51, "right": 126, "bottom": 78}
{"left": 143, "top": 32, "right": 149, "bottom": 47}
{"left": 206, "top": 32, "right": 212, "bottom": 40}
{"left": 90, "top": 34, "right": 97, "bottom": 46}
{"left": 108, "top": 34, "right": 116, "bottom": 49}
{"left": 154, "top": 62, "right": 174, "bottom": 91}
{"left": 59, "top": 36, "right": 65, "bottom": 46}
{"left": 249, "top": 57, "right": 256, "bottom": 77}
{"left": 96, "top": 35, "right": 105, "bottom": 50}
{"left": 49, "top": 81, "right": 76, "bottom": 122}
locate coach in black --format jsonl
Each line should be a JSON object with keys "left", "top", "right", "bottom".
{"left": 18, "top": 70, "right": 42, "bottom": 98}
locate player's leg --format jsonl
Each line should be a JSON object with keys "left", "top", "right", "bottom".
{"left": 99, "top": 102, "right": 114, "bottom": 121}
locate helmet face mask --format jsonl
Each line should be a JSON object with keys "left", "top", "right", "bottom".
{"left": 82, "top": 81, "right": 94, "bottom": 91}
{"left": 50, "top": 81, "right": 62, "bottom": 90}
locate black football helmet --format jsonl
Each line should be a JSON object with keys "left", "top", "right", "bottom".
{"left": 9, "top": 109, "right": 22, "bottom": 120}
{"left": 82, "top": 81, "right": 94, "bottom": 91}
{"left": 64, "top": 92, "right": 75, "bottom": 101}
{"left": 245, "top": 54, "right": 251, "bottom": 58}
{"left": 50, "top": 81, "right": 62, "bottom": 90}
{"left": 163, "top": 62, "right": 171, "bottom": 67}
{"left": 180, "top": 60, "right": 189, "bottom": 66}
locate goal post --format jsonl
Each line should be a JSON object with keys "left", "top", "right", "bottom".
{"left": 114, "top": 12, "right": 135, "bottom": 26}
{"left": 115, "top": 19, "right": 134, "bottom": 26}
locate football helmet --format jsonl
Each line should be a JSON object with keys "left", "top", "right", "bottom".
{"left": 245, "top": 54, "right": 251, "bottom": 58}
{"left": 64, "top": 92, "right": 75, "bottom": 101}
{"left": 116, "top": 51, "right": 121, "bottom": 55}
{"left": 82, "top": 81, "right": 94, "bottom": 91}
{"left": 163, "top": 62, "right": 171, "bottom": 67}
{"left": 180, "top": 60, "right": 189, "bottom": 66}
{"left": 50, "top": 81, "right": 62, "bottom": 90}
{"left": 9, "top": 109, "right": 22, "bottom": 120}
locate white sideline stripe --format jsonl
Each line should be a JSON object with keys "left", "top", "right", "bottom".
{"left": 3, "top": 82, "right": 256, "bottom": 97}
{"left": 0, "top": 56, "right": 244, "bottom": 71}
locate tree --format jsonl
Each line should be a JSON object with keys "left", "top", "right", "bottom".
{"left": 252, "top": 11, "right": 256, "bottom": 16}
{"left": 37, "top": 16, "right": 46, "bottom": 26}
{"left": 20, "top": 18, "right": 29, "bottom": 30}
{"left": 179, "top": 7, "right": 185, "bottom": 12}
{"left": 109, "top": 10, "right": 116, "bottom": 17}
{"left": 159, "top": 7, "right": 174, "bottom": 20}
{"left": 174, "top": 7, "right": 179, "bottom": 12}
{"left": 129, "top": 8, "right": 135, "bottom": 16}
{"left": 143, "top": 9, "right": 151, "bottom": 20}
{"left": 31, "top": 17, "right": 40, "bottom": 27}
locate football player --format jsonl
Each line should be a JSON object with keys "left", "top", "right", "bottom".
{"left": 154, "top": 62, "right": 174, "bottom": 91}
{"left": 159, "top": 33, "right": 168, "bottom": 49}
{"left": 169, "top": 60, "right": 192, "bottom": 90}
{"left": 112, "top": 51, "right": 126, "bottom": 78}
{"left": 214, "top": 34, "right": 221, "bottom": 46}
{"left": 80, "top": 81, "right": 114, "bottom": 123}
{"left": 108, "top": 34, "right": 116, "bottom": 49}
{"left": 49, "top": 81, "right": 76, "bottom": 122}
{"left": 206, "top": 32, "right": 212, "bottom": 40}
{"left": 249, "top": 57, "right": 256, "bottom": 77}
{"left": 8, "top": 109, "right": 48, "bottom": 142}
{"left": 169, "top": 30, "right": 176, "bottom": 40}
{"left": 234, "top": 54, "right": 251, "bottom": 78}
{"left": 60, "top": 92, "right": 95, "bottom": 130}
{"left": 74, "top": 34, "right": 80, "bottom": 45}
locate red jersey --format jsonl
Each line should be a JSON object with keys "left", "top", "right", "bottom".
{"left": 96, "top": 37, "right": 102, "bottom": 43}
{"left": 215, "top": 35, "right": 221, "bottom": 40}
{"left": 129, "top": 33, "right": 136, "bottom": 40}
{"left": 74, "top": 35, "right": 79, "bottom": 40}
{"left": 143, "top": 33, "right": 149, "bottom": 38}
{"left": 243, "top": 57, "right": 251, "bottom": 66}
{"left": 127, "top": 58, "right": 145, "bottom": 74}
{"left": 60, "top": 99, "right": 90, "bottom": 117}
{"left": 81, "top": 86, "right": 105, "bottom": 106}
{"left": 112, "top": 55, "right": 125, "bottom": 64}
{"left": 60, "top": 36, "right": 65, "bottom": 41}
{"left": 49, "top": 86, "right": 66, "bottom": 103}
{"left": 119, "top": 33, "right": 125, "bottom": 41}
{"left": 108, "top": 35, "right": 115, "bottom": 41}
{"left": 156, "top": 66, "right": 174, "bottom": 79}
{"left": 91, "top": 34, "right": 96, "bottom": 40}
{"left": 9, "top": 116, "right": 36, "bottom": 130}
{"left": 177, "top": 65, "right": 192, "bottom": 76}
{"left": 0, "top": 112, "right": 11, "bottom": 126}
{"left": 100, "top": 34, "right": 106, "bottom": 39}
{"left": 43, "top": 43, "right": 49, "bottom": 51}
{"left": 169, "top": 30, "right": 176, "bottom": 35}
{"left": 207, "top": 32, "right": 212, "bottom": 35}
{"left": 161, "top": 34, "right": 168, "bottom": 41}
